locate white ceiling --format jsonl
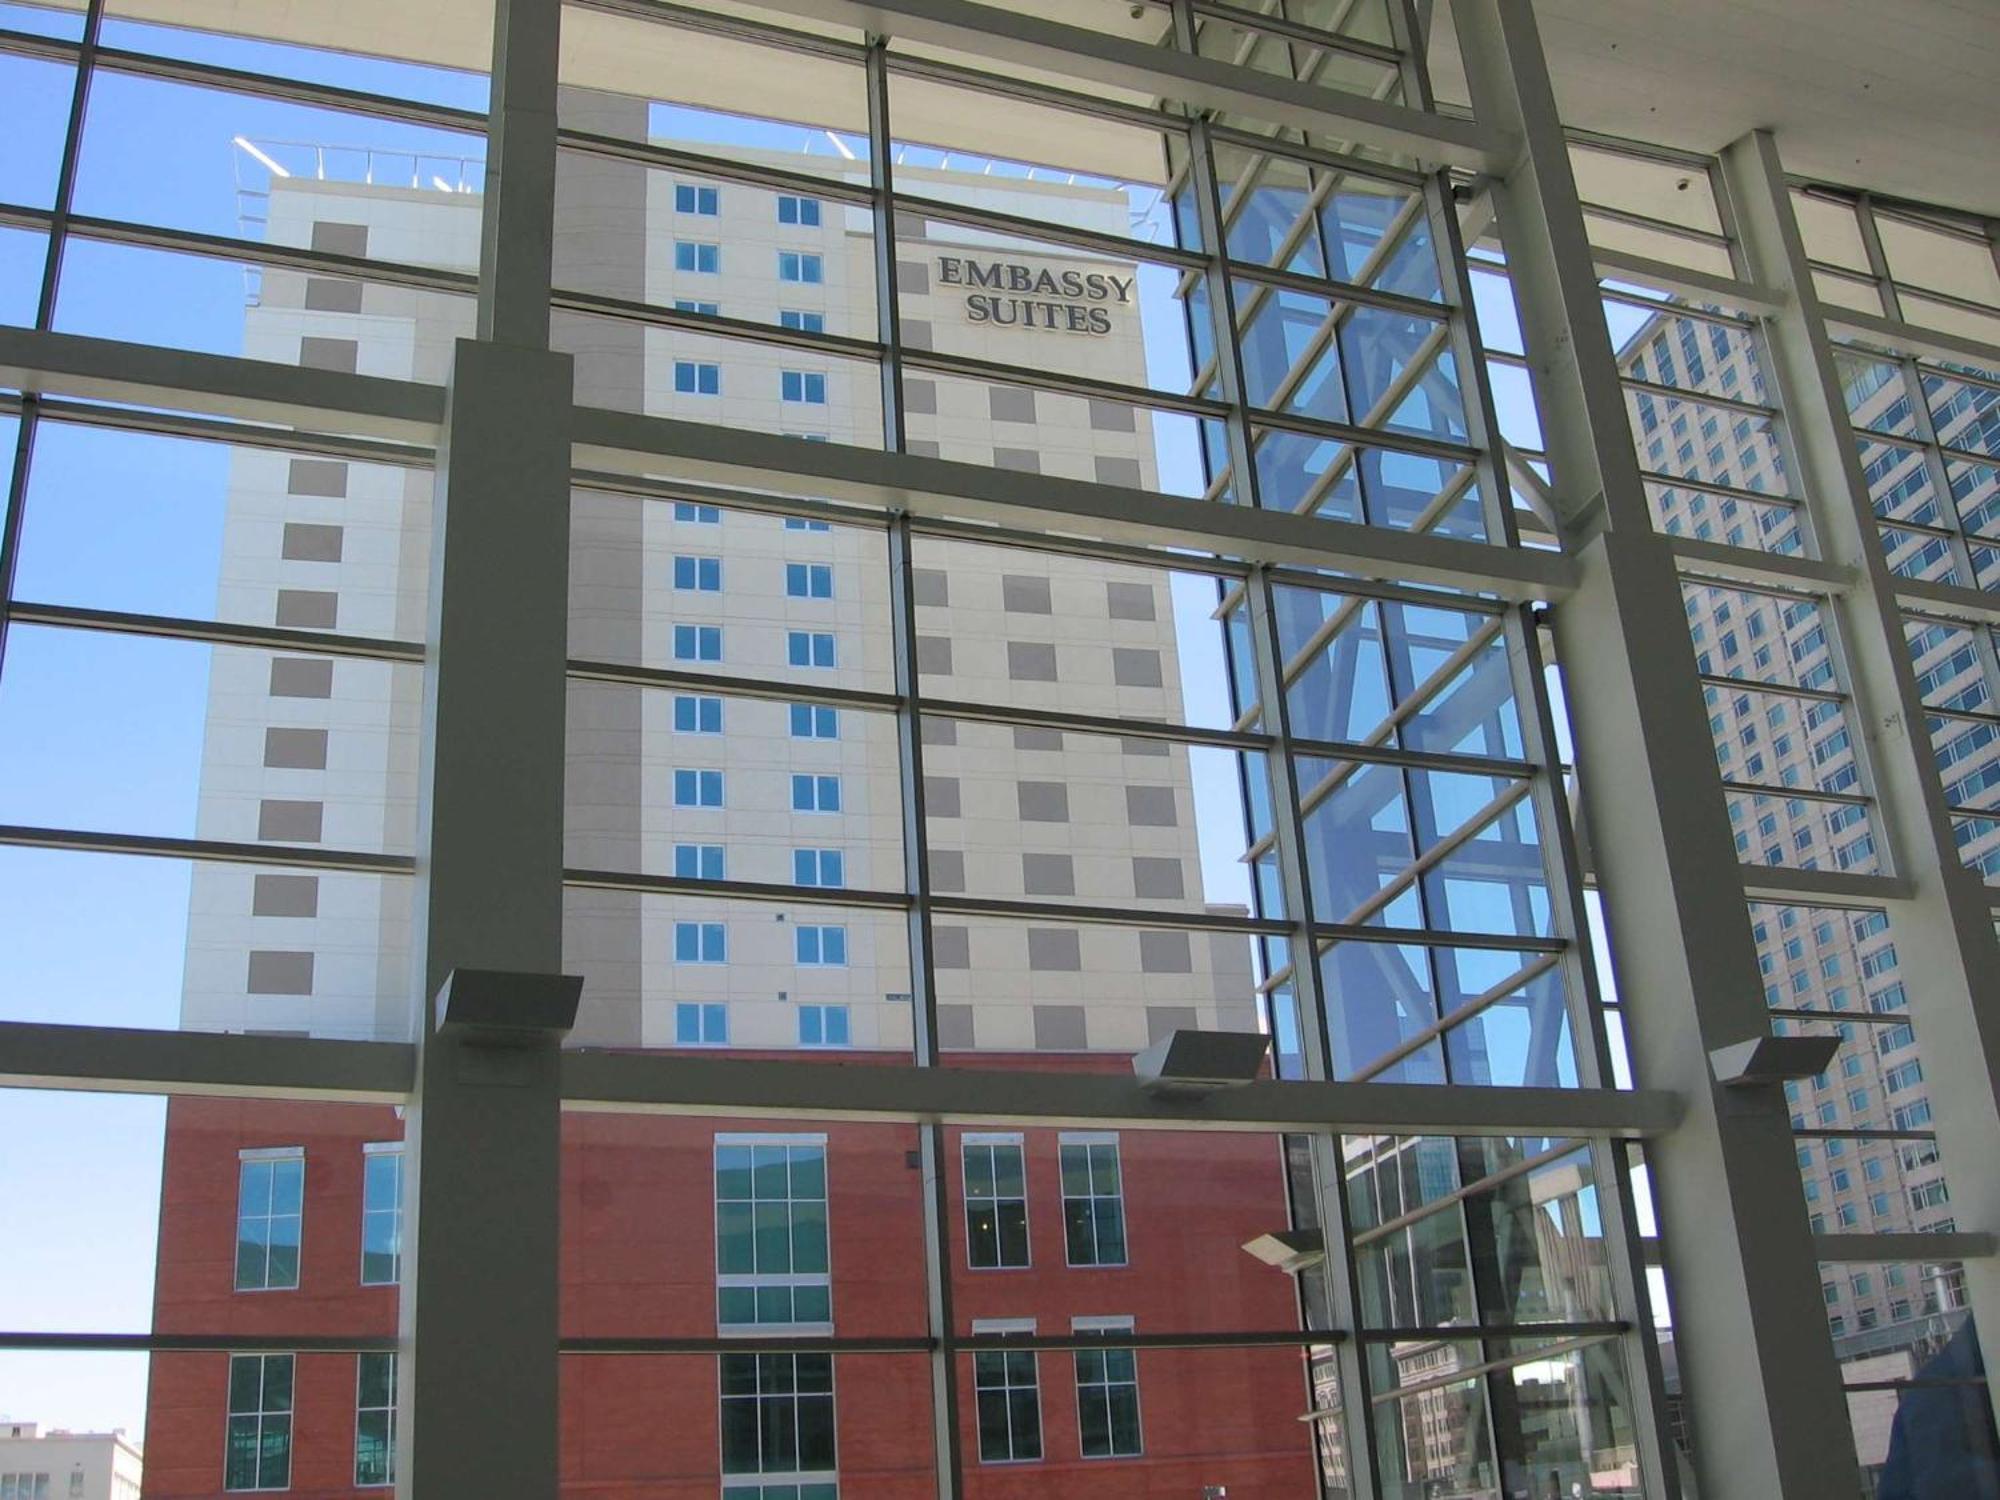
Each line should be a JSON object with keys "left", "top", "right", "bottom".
{"left": 99, "top": 0, "right": 1998, "bottom": 220}
{"left": 1429, "top": 0, "right": 2000, "bottom": 219}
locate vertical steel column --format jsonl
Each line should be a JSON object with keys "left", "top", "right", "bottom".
{"left": 1389, "top": 4, "right": 1674, "bottom": 1487}
{"left": 870, "top": 33, "right": 962, "bottom": 1494}
{"left": 1722, "top": 128, "right": 2000, "bottom": 1435}
{"left": 1171, "top": 2, "right": 1384, "bottom": 1482}
{"left": 398, "top": 0, "right": 575, "bottom": 1496}
{"left": 0, "top": 0, "right": 106, "bottom": 678}
{"left": 477, "top": 0, "right": 561, "bottom": 349}
{"left": 867, "top": 36, "right": 907, "bottom": 452}
{"left": 1849, "top": 195, "right": 1987, "bottom": 590}
{"left": 889, "top": 511, "right": 962, "bottom": 1496}
{"left": 1450, "top": 4, "right": 1857, "bottom": 1496}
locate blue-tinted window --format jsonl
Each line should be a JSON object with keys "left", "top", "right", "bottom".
{"left": 785, "top": 517, "right": 833, "bottom": 532}
{"left": 790, "top": 703, "right": 840, "bottom": 739}
{"left": 715, "top": 1144, "right": 832, "bottom": 1333}
{"left": 792, "top": 774, "right": 841, "bottom": 812}
{"left": 235, "top": 1151, "right": 304, "bottom": 1292}
{"left": 786, "top": 563, "right": 833, "bottom": 599}
{"left": 787, "top": 631, "right": 835, "bottom": 667}
{"left": 674, "top": 240, "right": 719, "bottom": 273}
{"left": 778, "top": 251, "right": 824, "bottom": 284}
{"left": 673, "top": 555, "right": 723, "bottom": 591}
{"left": 674, "top": 843, "right": 726, "bottom": 880}
{"left": 673, "top": 769, "right": 725, "bottom": 808}
{"left": 795, "top": 925, "right": 847, "bottom": 966}
{"left": 675, "top": 1001, "right": 729, "bottom": 1043}
{"left": 673, "top": 695, "right": 724, "bottom": 734}
{"left": 799, "top": 1004, "right": 850, "bottom": 1047}
{"left": 674, "top": 183, "right": 719, "bottom": 215}
{"left": 674, "top": 922, "right": 727, "bottom": 963}
{"left": 673, "top": 502, "right": 720, "bottom": 524}
{"left": 793, "top": 848, "right": 844, "bottom": 887}
{"left": 777, "top": 195, "right": 822, "bottom": 226}
{"left": 225, "top": 1354, "right": 294, "bottom": 1491}
{"left": 672, "top": 360, "right": 720, "bottom": 396}
{"left": 673, "top": 624, "right": 723, "bottom": 662}
{"left": 674, "top": 299, "right": 720, "bottom": 316}
{"left": 360, "top": 1149, "right": 402, "bottom": 1287}
{"left": 780, "top": 309, "right": 825, "bottom": 334}
{"left": 1060, "top": 1140, "right": 1127, "bottom": 1267}
{"left": 781, "top": 370, "right": 828, "bottom": 404}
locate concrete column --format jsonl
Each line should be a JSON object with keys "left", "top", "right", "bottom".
{"left": 1723, "top": 128, "right": 2000, "bottom": 1438}
{"left": 396, "top": 336, "right": 575, "bottom": 1500}
{"left": 1450, "top": 3, "right": 1858, "bottom": 1495}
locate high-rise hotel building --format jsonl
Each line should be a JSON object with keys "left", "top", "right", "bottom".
{"left": 1617, "top": 305, "right": 1998, "bottom": 1437}
{"left": 143, "top": 110, "right": 1304, "bottom": 1500}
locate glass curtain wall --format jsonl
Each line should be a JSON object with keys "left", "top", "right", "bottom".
{"left": 3, "top": 2, "right": 1996, "bottom": 1500}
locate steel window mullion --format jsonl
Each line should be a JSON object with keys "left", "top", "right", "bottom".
{"left": 1191, "top": 0, "right": 1402, "bottom": 68}
{"left": 1455, "top": 5, "right": 1862, "bottom": 1493}
{"left": 550, "top": 289, "right": 881, "bottom": 361}
{"left": 19, "top": 395, "right": 433, "bottom": 466}
{"left": 1851, "top": 202, "right": 1988, "bottom": 591}
{"left": 1621, "top": 374, "right": 1779, "bottom": 421}
{"left": 0, "top": 824, "right": 414, "bottom": 874}
{"left": 6, "top": 600, "right": 425, "bottom": 663}
{"left": 1206, "top": 122, "right": 1428, "bottom": 192}
{"left": 918, "top": 696, "right": 1272, "bottom": 753}
{"left": 0, "top": 27, "right": 80, "bottom": 63}
{"left": 564, "top": 657, "right": 900, "bottom": 712}
{"left": 1600, "top": 287, "right": 1758, "bottom": 332}
{"left": 1719, "top": 780, "right": 1871, "bottom": 809}
{"left": 568, "top": 0, "right": 865, "bottom": 61}
{"left": 926, "top": 892, "right": 1286, "bottom": 935}
{"left": 1723, "top": 127, "right": 2000, "bottom": 1455}
{"left": 878, "top": 47, "right": 1186, "bottom": 138}
{"left": 893, "top": 189, "right": 1209, "bottom": 274}
{"left": 61, "top": 211, "right": 478, "bottom": 295}
{"left": 1638, "top": 466, "right": 1805, "bottom": 509}
{"left": 901, "top": 344, "right": 1229, "bottom": 422}
{"left": 1506, "top": 598, "right": 1685, "bottom": 1500}
{"left": 84, "top": 44, "right": 489, "bottom": 134}
{"left": 1228, "top": 253, "right": 1456, "bottom": 321}
{"left": 1172, "top": 45, "right": 1385, "bottom": 1487}
{"left": 1576, "top": 195, "right": 1735, "bottom": 251}
{"left": 563, "top": 869, "right": 909, "bottom": 912}
{"left": 1, "top": 0, "right": 101, "bottom": 683}
{"left": 556, "top": 126, "right": 875, "bottom": 207}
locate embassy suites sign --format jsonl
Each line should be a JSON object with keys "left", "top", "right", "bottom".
{"left": 936, "top": 255, "right": 1135, "bottom": 336}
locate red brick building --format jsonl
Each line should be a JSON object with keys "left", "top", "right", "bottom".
{"left": 143, "top": 1093, "right": 1318, "bottom": 1498}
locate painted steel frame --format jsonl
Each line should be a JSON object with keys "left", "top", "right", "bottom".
{"left": 0, "top": 0, "right": 1996, "bottom": 1497}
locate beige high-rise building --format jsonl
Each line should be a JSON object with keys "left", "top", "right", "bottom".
{"left": 1616, "top": 307, "right": 1987, "bottom": 1402}
{"left": 177, "top": 126, "right": 1252, "bottom": 1056}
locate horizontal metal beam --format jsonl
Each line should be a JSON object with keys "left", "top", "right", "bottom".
{"left": 0, "top": 327, "right": 443, "bottom": 444}
{"left": 0, "top": 824, "right": 415, "bottom": 875}
{"left": 1736, "top": 864, "right": 1914, "bottom": 907}
{"left": 1893, "top": 576, "right": 2000, "bottom": 629}
{"left": 559, "top": 1050, "right": 1680, "bottom": 1136}
{"left": 1825, "top": 306, "right": 2000, "bottom": 373}
{"left": 8, "top": 600, "right": 426, "bottom": 664}
{"left": 0, "top": 1332, "right": 401, "bottom": 1353}
{"left": 1813, "top": 1232, "right": 1999, "bottom": 1264}
{"left": 756, "top": 0, "right": 1511, "bottom": 171}
{"left": 0, "top": 1021, "right": 415, "bottom": 1101}
{"left": 571, "top": 405, "right": 1579, "bottom": 598}
{"left": 1591, "top": 246, "right": 1786, "bottom": 319}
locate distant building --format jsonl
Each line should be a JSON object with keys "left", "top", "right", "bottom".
{"left": 1615, "top": 309, "right": 1982, "bottom": 1360}
{"left": 0, "top": 1424, "right": 142, "bottom": 1500}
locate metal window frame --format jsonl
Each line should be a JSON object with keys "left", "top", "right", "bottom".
{"left": 5, "top": 2, "right": 1999, "bottom": 1499}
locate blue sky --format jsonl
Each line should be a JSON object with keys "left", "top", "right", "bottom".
{"left": 0, "top": 9, "right": 1648, "bottom": 1437}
